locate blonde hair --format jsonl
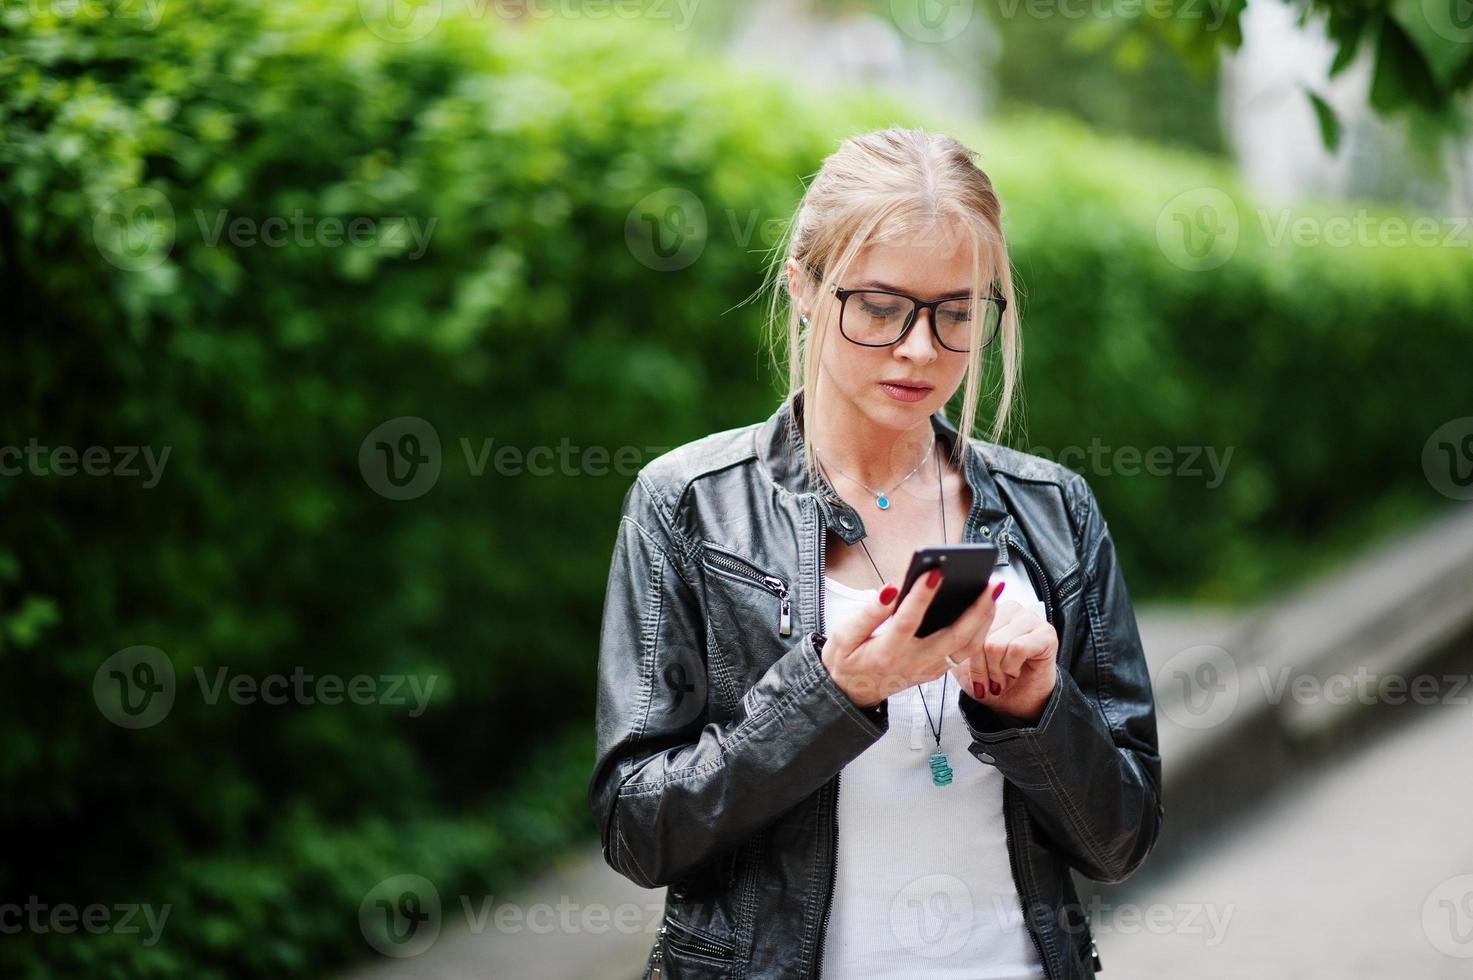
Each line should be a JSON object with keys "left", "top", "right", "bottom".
{"left": 761, "top": 125, "right": 1022, "bottom": 489}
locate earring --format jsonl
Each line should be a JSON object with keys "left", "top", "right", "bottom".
{"left": 799, "top": 313, "right": 810, "bottom": 328}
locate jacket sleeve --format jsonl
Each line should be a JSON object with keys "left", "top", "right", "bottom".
{"left": 955, "top": 476, "right": 1164, "bottom": 884}
{"left": 587, "top": 473, "right": 889, "bottom": 889}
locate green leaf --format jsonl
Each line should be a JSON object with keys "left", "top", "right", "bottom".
{"left": 1325, "top": 5, "right": 1367, "bottom": 77}
{"left": 1451, "top": 49, "right": 1473, "bottom": 92}
{"left": 1369, "top": 13, "right": 1445, "bottom": 113}
{"left": 1306, "top": 88, "right": 1342, "bottom": 152}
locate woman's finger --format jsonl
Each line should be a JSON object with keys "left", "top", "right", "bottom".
{"left": 947, "top": 654, "right": 974, "bottom": 695}
{"left": 995, "top": 621, "right": 1048, "bottom": 680}
{"left": 890, "top": 566, "right": 945, "bottom": 640}
{"left": 983, "top": 613, "right": 1032, "bottom": 658}
{"left": 827, "top": 580, "right": 900, "bottom": 657}
{"left": 972, "top": 606, "right": 1032, "bottom": 691}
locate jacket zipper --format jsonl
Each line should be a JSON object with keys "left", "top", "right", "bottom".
{"left": 1004, "top": 531, "right": 1055, "bottom": 627}
{"left": 704, "top": 548, "right": 793, "bottom": 636}
{"left": 815, "top": 770, "right": 840, "bottom": 980}
{"left": 648, "top": 917, "right": 739, "bottom": 979}
{"left": 1001, "top": 530, "right": 1063, "bottom": 977}
{"left": 647, "top": 923, "right": 665, "bottom": 979}
{"left": 1003, "top": 786, "right": 1054, "bottom": 978}
{"left": 811, "top": 502, "right": 839, "bottom": 980}
{"left": 664, "top": 916, "right": 737, "bottom": 959}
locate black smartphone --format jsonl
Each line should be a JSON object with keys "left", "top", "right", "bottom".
{"left": 893, "top": 543, "right": 1000, "bottom": 638}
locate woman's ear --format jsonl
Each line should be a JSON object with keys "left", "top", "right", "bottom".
{"left": 784, "top": 257, "right": 810, "bottom": 320}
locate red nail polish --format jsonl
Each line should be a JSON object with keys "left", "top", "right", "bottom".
{"left": 879, "top": 584, "right": 898, "bottom": 604}
{"left": 973, "top": 682, "right": 985, "bottom": 699}
{"left": 992, "top": 581, "right": 1005, "bottom": 599}
{"left": 926, "top": 568, "right": 942, "bottom": 588}
{"left": 990, "top": 681, "right": 1001, "bottom": 695}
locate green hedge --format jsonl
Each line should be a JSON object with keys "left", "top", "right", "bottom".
{"left": 1, "top": 5, "right": 816, "bottom": 977}
{"left": 3, "top": 2, "right": 1470, "bottom": 977}
{"left": 964, "top": 113, "right": 1473, "bottom": 599}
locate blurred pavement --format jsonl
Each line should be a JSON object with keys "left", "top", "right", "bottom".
{"left": 1093, "top": 697, "right": 1473, "bottom": 978}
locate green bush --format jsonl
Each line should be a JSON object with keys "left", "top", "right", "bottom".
{"left": 1, "top": 4, "right": 817, "bottom": 977}
{"left": 963, "top": 113, "right": 1473, "bottom": 599}
{"left": 3, "top": 2, "right": 1470, "bottom": 977}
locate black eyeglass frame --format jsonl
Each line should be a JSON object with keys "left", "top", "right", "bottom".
{"left": 826, "top": 281, "right": 1007, "bottom": 353}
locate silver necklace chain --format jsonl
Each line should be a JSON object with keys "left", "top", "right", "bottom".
{"left": 813, "top": 434, "right": 935, "bottom": 510}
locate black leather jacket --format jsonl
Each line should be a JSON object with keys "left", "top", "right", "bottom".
{"left": 588, "top": 388, "right": 1164, "bottom": 979}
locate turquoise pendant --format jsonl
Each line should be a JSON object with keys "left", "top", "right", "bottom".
{"left": 929, "top": 750, "right": 953, "bottom": 786}
{"left": 876, "top": 494, "right": 890, "bottom": 509}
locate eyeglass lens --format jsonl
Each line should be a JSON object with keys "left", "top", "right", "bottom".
{"left": 841, "top": 291, "right": 1000, "bottom": 351}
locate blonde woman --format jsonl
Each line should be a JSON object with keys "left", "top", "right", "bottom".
{"left": 589, "top": 126, "right": 1163, "bottom": 979}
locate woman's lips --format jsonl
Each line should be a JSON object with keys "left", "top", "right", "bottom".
{"left": 878, "top": 381, "right": 932, "bottom": 403}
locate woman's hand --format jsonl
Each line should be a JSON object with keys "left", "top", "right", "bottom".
{"left": 948, "top": 598, "right": 1059, "bottom": 725}
{"left": 820, "top": 567, "right": 1005, "bottom": 709}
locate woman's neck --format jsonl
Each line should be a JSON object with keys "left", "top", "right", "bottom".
{"left": 805, "top": 381, "right": 938, "bottom": 492}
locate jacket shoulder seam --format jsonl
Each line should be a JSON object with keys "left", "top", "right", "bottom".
{"left": 1064, "top": 474, "right": 1109, "bottom": 583}
{"left": 637, "top": 451, "right": 762, "bottom": 563}
{"left": 618, "top": 507, "right": 704, "bottom": 626}
{"left": 633, "top": 473, "right": 699, "bottom": 566}
{"left": 975, "top": 442, "right": 1075, "bottom": 488}
{"left": 979, "top": 444, "right": 1101, "bottom": 562}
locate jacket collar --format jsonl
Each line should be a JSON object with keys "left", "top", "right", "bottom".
{"left": 758, "top": 386, "right": 1009, "bottom": 545}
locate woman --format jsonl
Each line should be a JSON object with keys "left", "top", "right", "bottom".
{"left": 589, "top": 127, "right": 1163, "bottom": 979}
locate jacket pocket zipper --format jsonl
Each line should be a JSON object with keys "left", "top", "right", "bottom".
{"left": 663, "top": 916, "right": 737, "bottom": 960}
{"left": 703, "top": 547, "right": 792, "bottom": 636}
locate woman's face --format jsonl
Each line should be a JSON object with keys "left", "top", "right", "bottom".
{"left": 797, "top": 228, "right": 975, "bottom": 433}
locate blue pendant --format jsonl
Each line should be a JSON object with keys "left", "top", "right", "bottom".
{"left": 876, "top": 494, "right": 890, "bottom": 509}
{"left": 929, "top": 750, "right": 953, "bottom": 786}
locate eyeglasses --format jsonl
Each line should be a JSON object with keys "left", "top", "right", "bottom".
{"left": 829, "top": 282, "right": 1005, "bottom": 353}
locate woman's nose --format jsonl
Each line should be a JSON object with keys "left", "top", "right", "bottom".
{"left": 896, "top": 310, "right": 939, "bottom": 361}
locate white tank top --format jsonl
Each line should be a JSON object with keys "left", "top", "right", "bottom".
{"left": 818, "top": 559, "right": 1050, "bottom": 979}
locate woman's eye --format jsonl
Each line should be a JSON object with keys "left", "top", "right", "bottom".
{"left": 860, "top": 301, "right": 901, "bottom": 318}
